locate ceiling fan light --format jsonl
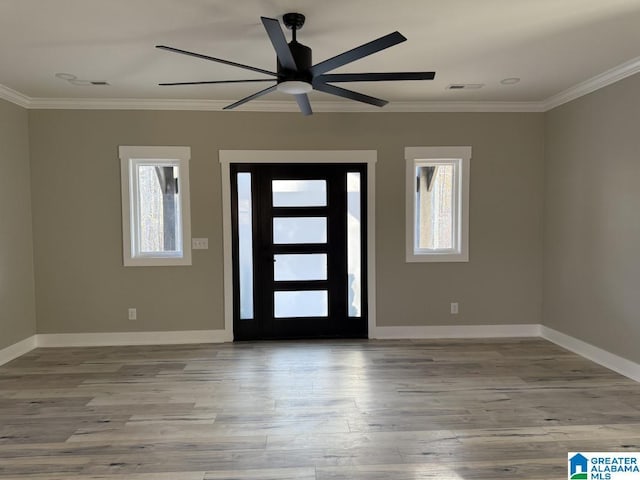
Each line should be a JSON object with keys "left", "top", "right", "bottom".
{"left": 277, "top": 80, "right": 312, "bottom": 95}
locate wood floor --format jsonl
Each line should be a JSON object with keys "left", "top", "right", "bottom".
{"left": 1, "top": 338, "right": 639, "bottom": 479}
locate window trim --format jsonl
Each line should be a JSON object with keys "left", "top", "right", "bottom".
{"left": 119, "top": 146, "right": 192, "bottom": 267}
{"left": 405, "top": 146, "right": 471, "bottom": 263}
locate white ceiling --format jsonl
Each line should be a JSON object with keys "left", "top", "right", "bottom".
{"left": 2, "top": 0, "right": 640, "bottom": 110}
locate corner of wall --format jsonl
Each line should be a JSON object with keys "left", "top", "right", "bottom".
{"left": 0, "top": 98, "right": 37, "bottom": 349}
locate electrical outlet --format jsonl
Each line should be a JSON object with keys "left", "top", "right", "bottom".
{"left": 450, "top": 302, "right": 459, "bottom": 315}
{"left": 192, "top": 238, "right": 209, "bottom": 250}
{"left": 128, "top": 308, "right": 137, "bottom": 320}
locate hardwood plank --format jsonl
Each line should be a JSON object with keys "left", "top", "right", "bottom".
{"left": 203, "top": 467, "right": 315, "bottom": 480}
{"left": 0, "top": 474, "right": 204, "bottom": 480}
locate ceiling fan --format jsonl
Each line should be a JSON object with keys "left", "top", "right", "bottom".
{"left": 156, "top": 13, "right": 436, "bottom": 115}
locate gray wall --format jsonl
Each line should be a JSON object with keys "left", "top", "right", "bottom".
{"left": 544, "top": 74, "right": 640, "bottom": 363}
{"left": 0, "top": 99, "right": 36, "bottom": 349}
{"left": 28, "top": 110, "right": 544, "bottom": 334}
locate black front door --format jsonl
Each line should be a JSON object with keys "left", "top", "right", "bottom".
{"left": 231, "top": 163, "right": 367, "bottom": 340}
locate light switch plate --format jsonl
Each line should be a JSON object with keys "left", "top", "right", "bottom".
{"left": 192, "top": 238, "right": 209, "bottom": 250}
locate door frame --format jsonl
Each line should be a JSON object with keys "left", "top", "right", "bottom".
{"left": 220, "top": 150, "right": 377, "bottom": 341}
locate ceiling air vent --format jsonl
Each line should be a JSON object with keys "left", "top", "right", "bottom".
{"left": 447, "top": 84, "right": 484, "bottom": 90}
{"left": 55, "top": 74, "right": 110, "bottom": 86}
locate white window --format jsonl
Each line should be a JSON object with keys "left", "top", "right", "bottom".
{"left": 119, "top": 146, "right": 192, "bottom": 266}
{"left": 405, "top": 146, "right": 470, "bottom": 262}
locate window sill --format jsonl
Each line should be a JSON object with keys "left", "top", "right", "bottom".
{"left": 123, "top": 256, "right": 192, "bottom": 267}
{"left": 406, "top": 252, "right": 469, "bottom": 263}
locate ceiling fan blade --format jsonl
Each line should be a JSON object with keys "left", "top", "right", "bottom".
{"left": 156, "top": 45, "right": 277, "bottom": 77}
{"left": 310, "top": 31, "right": 406, "bottom": 77}
{"left": 313, "top": 82, "right": 388, "bottom": 107}
{"left": 260, "top": 17, "right": 297, "bottom": 71}
{"left": 317, "top": 72, "right": 435, "bottom": 82}
{"left": 295, "top": 94, "right": 313, "bottom": 116}
{"left": 159, "top": 79, "right": 275, "bottom": 86}
{"left": 223, "top": 85, "right": 278, "bottom": 110}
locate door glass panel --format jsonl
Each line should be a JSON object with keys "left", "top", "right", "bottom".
{"left": 347, "top": 172, "right": 361, "bottom": 317}
{"left": 237, "top": 172, "right": 254, "bottom": 320}
{"left": 274, "top": 290, "right": 328, "bottom": 318}
{"left": 273, "top": 217, "right": 327, "bottom": 244}
{"left": 272, "top": 180, "right": 327, "bottom": 207}
{"left": 274, "top": 254, "right": 327, "bottom": 281}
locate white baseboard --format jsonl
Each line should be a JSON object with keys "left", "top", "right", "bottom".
{"left": 37, "top": 329, "right": 232, "bottom": 347}
{"left": 2, "top": 326, "right": 638, "bottom": 384}
{"left": 0, "top": 335, "right": 37, "bottom": 366}
{"left": 372, "top": 324, "right": 541, "bottom": 339}
{"left": 540, "top": 325, "right": 640, "bottom": 383}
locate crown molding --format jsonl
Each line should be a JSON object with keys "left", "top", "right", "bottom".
{"left": 2, "top": 55, "right": 639, "bottom": 113}
{"left": 382, "top": 101, "right": 544, "bottom": 112}
{"left": 0, "top": 84, "right": 30, "bottom": 108}
{"left": 542, "top": 55, "right": 640, "bottom": 111}
{"left": 29, "top": 97, "right": 231, "bottom": 111}
{"left": 26, "top": 97, "right": 543, "bottom": 112}
{"left": 0, "top": 84, "right": 545, "bottom": 112}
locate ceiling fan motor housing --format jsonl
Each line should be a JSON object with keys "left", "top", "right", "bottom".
{"left": 277, "top": 41, "right": 312, "bottom": 84}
